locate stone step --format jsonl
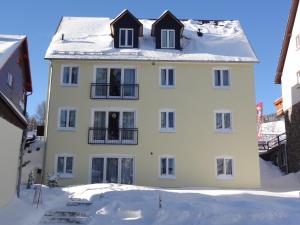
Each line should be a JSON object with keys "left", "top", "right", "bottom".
{"left": 66, "top": 200, "right": 93, "bottom": 207}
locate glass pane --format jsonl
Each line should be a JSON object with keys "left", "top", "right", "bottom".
{"left": 71, "top": 67, "right": 78, "bottom": 84}
{"left": 224, "top": 113, "right": 231, "bottom": 129}
{"left": 68, "top": 110, "right": 76, "bottom": 128}
{"left": 214, "top": 70, "right": 221, "bottom": 86}
{"left": 168, "top": 69, "right": 174, "bottom": 86}
{"left": 95, "top": 68, "right": 108, "bottom": 97}
{"left": 63, "top": 67, "right": 70, "bottom": 84}
{"left": 217, "top": 158, "right": 224, "bottom": 175}
{"left": 223, "top": 70, "right": 229, "bottom": 86}
{"left": 168, "top": 158, "right": 175, "bottom": 175}
{"left": 109, "top": 68, "right": 121, "bottom": 96}
{"left": 57, "top": 157, "right": 64, "bottom": 174}
{"left": 168, "top": 112, "right": 174, "bottom": 128}
{"left": 161, "top": 30, "right": 167, "bottom": 48}
{"left": 122, "top": 112, "right": 134, "bottom": 141}
{"left": 92, "top": 158, "right": 104, "bottom": 183}
{"left": 93, "top": 112, "right": 106, "bottom": 141}
{"left": 121, "top": 158, "right": 133, "bottom": 184}
{"left": 161, "top": 112, "right": 167, "bottom": 128}
{"left": 120, "top": 29, "right": 126, "bottom": 46}
{"left": 169, "top": 30, "right": 175, "bottom": 48}
{"left": 60, "top": 110, "right": 67, "bottom": 127}
{"left": 225, "top": 159, "right": 233, "bottom": 175}
{"left": 216, "top": 113, "right": 223, "bottom": 129}
{"left": 161, "top": 69, "right": 167, "bottom": 86}
{"left": 127, "top": 30, "right": 133, "bottom": 46}
{"left": 66, "top": 157, "right": 73, "bottom": 174}
{"left": 161, "top": 158, "right": 167, "bottom": 175}
{"left": 106, "top": 158, "right": 119, "bottom": 183}
{"left": 123, "top": 69, "right": 136, "bottom": 97}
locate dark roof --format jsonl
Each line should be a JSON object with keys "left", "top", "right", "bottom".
{"left": 151, "top": 10, "right": 184, "bottom": 36}
{"left": 275, "top": 0, "right": 299, "bottom": 84}
{"left": 110, "top": 9, "right": 143, "bottom": 37}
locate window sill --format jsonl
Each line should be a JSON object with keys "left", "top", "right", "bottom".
{"left": 216, "top": 175, "right": 234, "bottom": 180}
{"left": 57, "top": 127, "right": 76, "bottom": 132}
{"left": 58, "top": 173, "right": 74, "bottom": 179}
{"left": 215, "top": 129, "right": 233, "bottom": 134}
{"left": 160, "top": 85, "right": 176, "bottom": 89}
{"left": 160, "top": 129, "right": 176, "bottom": 133}
{"left": 213, "top": 86, "right": 231, "bottom": 89}
{"left": 60, "top": 84, "right": 79, "bottom": 87}
{"left": 159, "top": 175, "right": 176, "bottom": 179}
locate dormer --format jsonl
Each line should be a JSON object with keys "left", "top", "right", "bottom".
{"left": 110, "top": 9, "right": 143, "bottom": 48}
{"left": 151, "top": 11, "right": 184, "bottom": 50}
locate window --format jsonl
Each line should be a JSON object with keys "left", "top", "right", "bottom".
{"left": 161, "top": 29, "right": 175, "bottom": 48}
{"left": 296, "top": 34, "right": 300, "bottom": 49}
{"left": 214, "top": 69, "right": 230, "bottom": 88}
{"left": 160, "top": 68, "right": 175, "bottom": 87}
{"left": 56, "top": 155, "right": 74, "bottom": 178}
{"left": 160, "top": 109, "right": 176, "bottom": 132}
{"left": 159, "top": 156, "right": 176, "bottom": 178}
{"left": 61, "top": 66, "right": 79, "bottom": 86}
{"left": 58, "top": 108, "right": 77, "bottom": 130}
{"left": 216, "top": 156, "right": 234, "bottom": 179}
{"left": 215, "top": 111, "right": 232, "bottom": 132}
{"left": 7, "top": 72, "right": 13, "bottom": 87}
{"left": 119, "top": 28, "right": 134, "bottom": 47}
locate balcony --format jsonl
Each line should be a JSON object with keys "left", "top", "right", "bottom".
{"left": 88, "top": 127, "right": 138, "bottom": 145}
{"left": 90, "top": 83, "right": 139, "bottom": 100}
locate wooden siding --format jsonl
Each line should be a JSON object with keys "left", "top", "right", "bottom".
{"left": 111, "top": 13, "right": 142, "bottom": 48}
{"left": 153, "top": 13, "right": 183, "bottom": 50}
{"left": 0, "top": 41, "right": 29, "bottom": 114}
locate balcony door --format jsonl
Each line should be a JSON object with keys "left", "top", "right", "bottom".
{"left": 95, "top": 68, "right": 108, "bottom": 97}
{"left": 108, "top": 112, "right": 120, "bottom": 140}
{"left": 91, "top": 156, "right": 134, "bottom": 184}
{"left": 109, "top": 68, "right": 121, "bottom": 97}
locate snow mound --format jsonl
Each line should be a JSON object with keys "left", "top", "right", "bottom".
{"left": 45, "top": 17, "right": 257, "bottom": 62}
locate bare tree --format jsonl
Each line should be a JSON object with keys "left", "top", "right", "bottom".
{"left": 35, "top": 101, "right": 46, "bottom": 125}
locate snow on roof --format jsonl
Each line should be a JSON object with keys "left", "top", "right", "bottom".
{"left": 0, "top": 34, "right": 26, "bottom": 69}
{"left": 45, "top": 17, "right": 258, "bottom": 62}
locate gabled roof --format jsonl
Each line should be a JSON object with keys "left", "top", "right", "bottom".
{"left": 0, "top": 34, "right": 32, "bottom": 92}
{"left": 275, "top": 0, "right": 299, "bottom": 84}
{"left": 45, "top": 16, "right": 258, "bottom": 63}
{"left": 151, "top": 10, "right": 184, "bottom": 36}
{"left": 110, "top": 9, "right": 143, "bottom": 37}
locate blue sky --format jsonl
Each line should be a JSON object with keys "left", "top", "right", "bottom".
{"left": 1, "top": 0, "right": 291, "bottom": 115}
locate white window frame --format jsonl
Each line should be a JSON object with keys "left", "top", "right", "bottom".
{"left": 159, "top": 155, "right": 176, "bottom": 179}
{"left": 7, "top": 72, "right": 13, "bottom": 87}
{"left": 93, "top": 65, "right": 138, "bottom": 98}
{"left": 57, "top": 107, "right": 77, "bottom": 131}
{"left": 214, "top": 110, "right": 233, "bottom": 133}
{"left": 60, "top": 65, "right": 80, "bottom": 87}
{"left": 88, "top": 154, "right": 135, "bottom": 184}
{"left": 213, "top": 68, "right": 231, "bottom": 88}
{"left": 90, "top": 107, "right": 137, "bottom": 144}
{"left": 159, "top": 67, "right": 176, "bottom": 88}
{"left": 119, "top": 28, "right": 134, "bottom": 48}
{"left": 215, "top": 156, "right": 234, "bottom": 180}
{"left": 161, "top": 29, "right": 175, "bottom": 49}
{"left": 296, "top": 34, "right": 300, "bottom": 50}
{"left": 159, "top": 109, "right": 176, "bottom": 133}
{"left": 55, "top": 154, "right": 75, "bottom": 178}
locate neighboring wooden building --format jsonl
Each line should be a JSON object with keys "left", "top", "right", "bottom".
{"left": 44, "top": 10, "right": 260, "bottom": 188}
{"left": 0, "top": 35, "right": 32, "bottom": 207}
{"left": 275, "top": 0, "right": 300, "bottom": 173}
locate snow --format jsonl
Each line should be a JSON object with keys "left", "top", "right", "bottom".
{"left": 259, "top": 120, "right": 286, "bottom": 141}
{"left": 1, "top": 159, "right": 300, "bottom": 225}
{"left": 45, "top": 17, "right": 258, "bottom": 62}
{"left": 0, "top": 34, "right": 26, "bottom": 69}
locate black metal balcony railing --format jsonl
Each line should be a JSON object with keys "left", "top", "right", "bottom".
{"left": 88, "top": 127, "right": 138, "bottom": 145}
{"left": 90, "top": 83, "right": 139, "bottom": 100}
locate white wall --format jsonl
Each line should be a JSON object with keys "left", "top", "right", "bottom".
{"left": 0, "top": 118, "right": 23, "bottom": 208}
{"left": 282, "top": 3, "right": 300, "bottom": 111}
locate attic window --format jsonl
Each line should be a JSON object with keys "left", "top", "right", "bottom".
{"left": 119, "top": 28, "right": 133, "bottom": 48}
{"left": 161, "top": 29, "right": 175, "bottom": 48}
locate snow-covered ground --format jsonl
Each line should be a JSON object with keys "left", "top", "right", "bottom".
{"left": 1, "top": 159, "right": 300, "bottom": 225}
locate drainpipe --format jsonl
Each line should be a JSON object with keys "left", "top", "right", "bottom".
{"left": 16, "top": 91, "right": 32, "bottom": 198}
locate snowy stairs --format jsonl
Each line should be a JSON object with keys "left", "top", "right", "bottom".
{"left": 40, "top": 199, "right": 93, "bottom": 224}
